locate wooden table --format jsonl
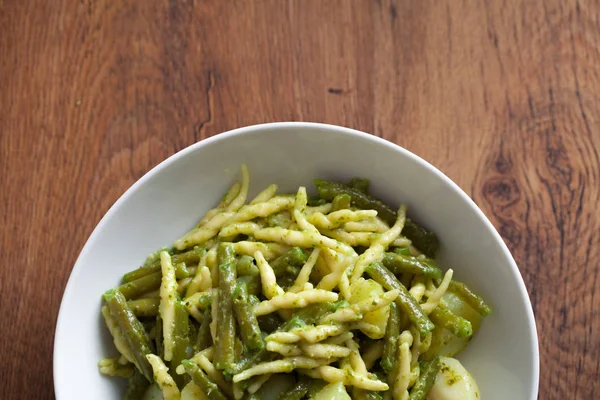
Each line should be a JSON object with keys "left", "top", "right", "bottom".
{"left": 1, "top": 0, "right": 599, "bottom": 398}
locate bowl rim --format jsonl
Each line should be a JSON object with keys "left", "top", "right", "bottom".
{"left": 53, "top": 121, "right": 539, "bottom": 399}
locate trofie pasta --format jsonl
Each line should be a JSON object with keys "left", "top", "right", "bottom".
{"left": 99, "top": 165, "right": 491, "bottom": 400}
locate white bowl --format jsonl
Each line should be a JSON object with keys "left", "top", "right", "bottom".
{"left": 54, "top": 122, "right": 539, "bottom": 399}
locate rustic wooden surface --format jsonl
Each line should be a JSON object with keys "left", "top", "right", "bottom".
{"left": 1, "top": 0, "right": 599, "bottom": 398}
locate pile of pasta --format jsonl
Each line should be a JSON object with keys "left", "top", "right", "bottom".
{"left": 100, "top": 165, "right": 491, "bottom": 400}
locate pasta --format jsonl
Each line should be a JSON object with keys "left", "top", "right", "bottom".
{"left": 99, "top": 165, "right": 491, "bottom": 399}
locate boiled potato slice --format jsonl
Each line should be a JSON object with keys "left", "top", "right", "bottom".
{"left": 428, "top": 357, "right": 480, "bottom": 400}
{"left": 423, "top": 292, "right": 483, "bottom": 359}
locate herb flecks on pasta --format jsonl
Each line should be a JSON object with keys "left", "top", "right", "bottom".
{"left": 99, "top": 165, "right": 490, "bottom": 400}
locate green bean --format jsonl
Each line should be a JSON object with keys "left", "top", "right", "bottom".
{"left": 214, "top": 253, "right": 236, "bottom": 372}
{"left": 170, "top": 301, "right": 190, "bottom": 388}
{"left": 348, "top": 177, "right": 370, "bottom": 193}
{"left": 195, "top": 309, "right": 212, "bottom": 352}
{"left": 307, "top": 197, "right": 327, "bottom": 206}
{"left": 448, "top": 280, "right": 492, "bottom": 316}
{"left": 188, "top": 318, "right": 198, "bottom": 346}
{"left": 380, "top": 302, "right": 400, "bottom": 373}
{"left": 314, "top": 179, "right": 439, "bottom": 256}
{"left": 184, "top": 292, "right": 212, "bottom": 312}
{"left": 408, "top": 357, "right": 441, "bottom": 400}
{"left": 248, "top": 294, "right": 260, "bottom": 307}
{"left": 271, "top": 247, "right": 307, "bottom": 278}
{"left": 394, "top": 247, "right": 411, "bottom": 256}
{"left": 232, "top": 282, "right": 264, "bottom": 350}
{"left": 214, "top": 287, "right": 235, "bottom": 372}
{"left": 141, "top": 319, "right": 156, "bottom": 338}
{"left": 365, "top": 262, "right": 434, "bottom": 336}
{"left": 237, "top": 255, "right": 259, "bottom": 276}
{"left": 229, "top": 347, "right": 273, "bottom": 375}
{"left": 331, "top": 193, "right": 352, "bottom": 211}
{"left": 122, "top": 369, "right": 150, "bottom": 400}
{"left": 155, "top": 314, "right": 164, "bottom": 359}
{"left": 314, "top": 178, "right": 395, "bottom": 220}
{"left": 122, "top": 246, "right": 205, "bottom": 282}
{"left": 277, "top": 379, "right": 309, "bottom": 400}
{"left": 238, "top": 275, "right": 261, "bottom": 296}
{"left": 402, "top": 219, "right": 440, "bottom": 258}
{"left": 218, "top": 242, "right": 236, "bottom": 266}
{"left": 256, "top": 299, "right": 284, "bottom": 333}
{"left": 429, "top": 304, "right": 473, "bottom": 338}
{"left": 278, "top": 273, "right": 297, "bottom": 290}
{"left": 128, "top": 298, "right": 159, "bottom": 317}
{"left": 174, "top": 262, "right": 190, "bottom": 279}
{"left": 382, "top": 252, "right": 442, "bottom": 279}
{"left": 103, "top": 289, "right": 156, "bottom": 381}
{"left": 305, "top": 377, "right": 328, "bottom": 397}
{"left": 116, "top": 271, "right": 162, "bottom": 300}
{"left": 182, "top": 360, "right": 228, "bottom": 400}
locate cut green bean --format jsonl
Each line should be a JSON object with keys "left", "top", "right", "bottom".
{"left": 218, "top": 242, "right": 236, "bottom": 267}
{"left": 116, "top": 271, "right": 162, "bottom": 300}
{"left": 314, "top": 179, "right": 439, "bottom": 256}
{"left": 122, "top": 246, "right": 206, "bottom": 282}
{"left": 256, "top": 297, "right": 284, "bottom": 333}
{"left": 122, "top": 369, "right": 150, "bottom": 400}
{"left": 214, "top": 288, "right": 235, "bottom": 372}
{"left": 237, "top": 255, "right": 259, "bottom": 276}
{"left": 238, "top": 274, "right": 261, "bottom": 296}
{"left": 448, "top": 280, "right": 492, "bottom": 316}
{"left": 348, "top": 177, "right": 370, "bottom": 193}
{"left": 182, "top": 360, "right": 228, "bottom": 400}
{"left": 188, "top": 318, "right": 197, "bottom": 346}
{"left": 307, "top": 196, "right": 327, "bottom": 206}
{"left": 214, "top": 252, "right": 237, "bottom": 373}
{"left": 195, "top": 309, "right": 212, "bottom": 352}
{"left": 277, "top": 379, "right": 309, "bottom": 400}
{"left": 402, "top": 219, "right": 440, "bottom": 258}
{"left": 270, "top": 247, "right": 307, "bottom": 278}
{"left": 174, "top": 262, "right": 190, "bottom": 279}
{"left": 103, "top": 289, "right": 156, "bottom": 381}
{"left": 365, "top": 262, "right": 434, "bottom": 336}
{"left": 429, "top": 304, "right": 473, "bottom": 338}
{"left": 184, "top": 292, "right": 212, "bottom": 312}
{"left": 155, "top": 314, "right": 164, "bottom": 359}
{"left": 305, "top": 377, "right": 328, "bottom": 397}
{"left": 331, "top": 193, "right": 352, "bottom": 211}
{"left": 232, "top": 282, "right": 264, "bottom": 350}
{"left": 229, "top": 345, "right": 276, "bottom": 376}
{"left": 380, "top": 302, "right": 400, "bottom": 373}
{"left": 128, "top": 298, "right": 159, "bottom": 318}
{"left": 394, "top": 247, "right": 411, "bottom": 256}
{"left": 170, "top": 300, "right": 190, "bottom": 388}
{"left": 382, "top": 252, "right": 442, "bottom": 279}
{"left": 408, "top": 357, "right": 441, "bottom": 400}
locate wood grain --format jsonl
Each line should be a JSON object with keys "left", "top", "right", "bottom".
{"left": 1, "top": 0, "right": 599, "bottom": 398}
